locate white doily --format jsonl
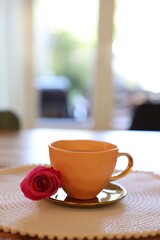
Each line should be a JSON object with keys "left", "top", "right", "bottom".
{"left": 0, "top": 165, "right": 160, "bottom": 240}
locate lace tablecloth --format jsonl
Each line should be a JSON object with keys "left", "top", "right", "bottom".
{"left": 0, "top": 165, "right": 160, "bottom": 239}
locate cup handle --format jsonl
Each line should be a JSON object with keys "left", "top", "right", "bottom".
{"left": 110, "top": 152, "right": 133, "bottom": 181}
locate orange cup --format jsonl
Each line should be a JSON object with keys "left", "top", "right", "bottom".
{"left": 49, "top": 140, "right": 133, "bottom": 200}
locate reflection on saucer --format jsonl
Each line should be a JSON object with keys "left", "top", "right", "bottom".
{"left": 65, "top": 196, "right": 99, "bottom": 204}
{"left": 48, "top": 183, "right": 127, "bottom": 208}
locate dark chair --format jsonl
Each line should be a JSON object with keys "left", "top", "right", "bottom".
{"left": 0, "top": 111, "right": 20, "bottom": 131}
{"left": 40, "top": 89, "right": 69, "bottom": 118}
{"left": 129, "top": 101, "right": 160, "bottom": 131}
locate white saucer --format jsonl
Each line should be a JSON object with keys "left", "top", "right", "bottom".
{"left": 48, "top": 182, "right": 127, "bottom": 207}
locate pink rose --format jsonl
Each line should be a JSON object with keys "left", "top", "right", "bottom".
{"left": 20, "top": 166, "right": 62, "bottom": 200}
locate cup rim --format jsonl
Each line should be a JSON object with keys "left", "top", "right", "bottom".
{"left": 49, "top": 139, "right": 118, "bottom": 153}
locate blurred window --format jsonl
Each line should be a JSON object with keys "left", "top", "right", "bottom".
{"left": 33, "top": 0, "right": 98, "bottom": 124}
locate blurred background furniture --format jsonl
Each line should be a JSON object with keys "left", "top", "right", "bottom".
{"left": 40, "top": 89, "right": 69, "bottom": 118}
{"left": 36, "top": 74, "right": 71, "bottom": 118}
{"left": 129, "top": 101, "right": 160, "bottom": 131}
{"left": 0, "top": 110, "right": 20, "bottom": 131}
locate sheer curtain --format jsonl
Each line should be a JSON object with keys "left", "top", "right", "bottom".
{"left": 0, "top": 0, "right": 35, "bottom": 129}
